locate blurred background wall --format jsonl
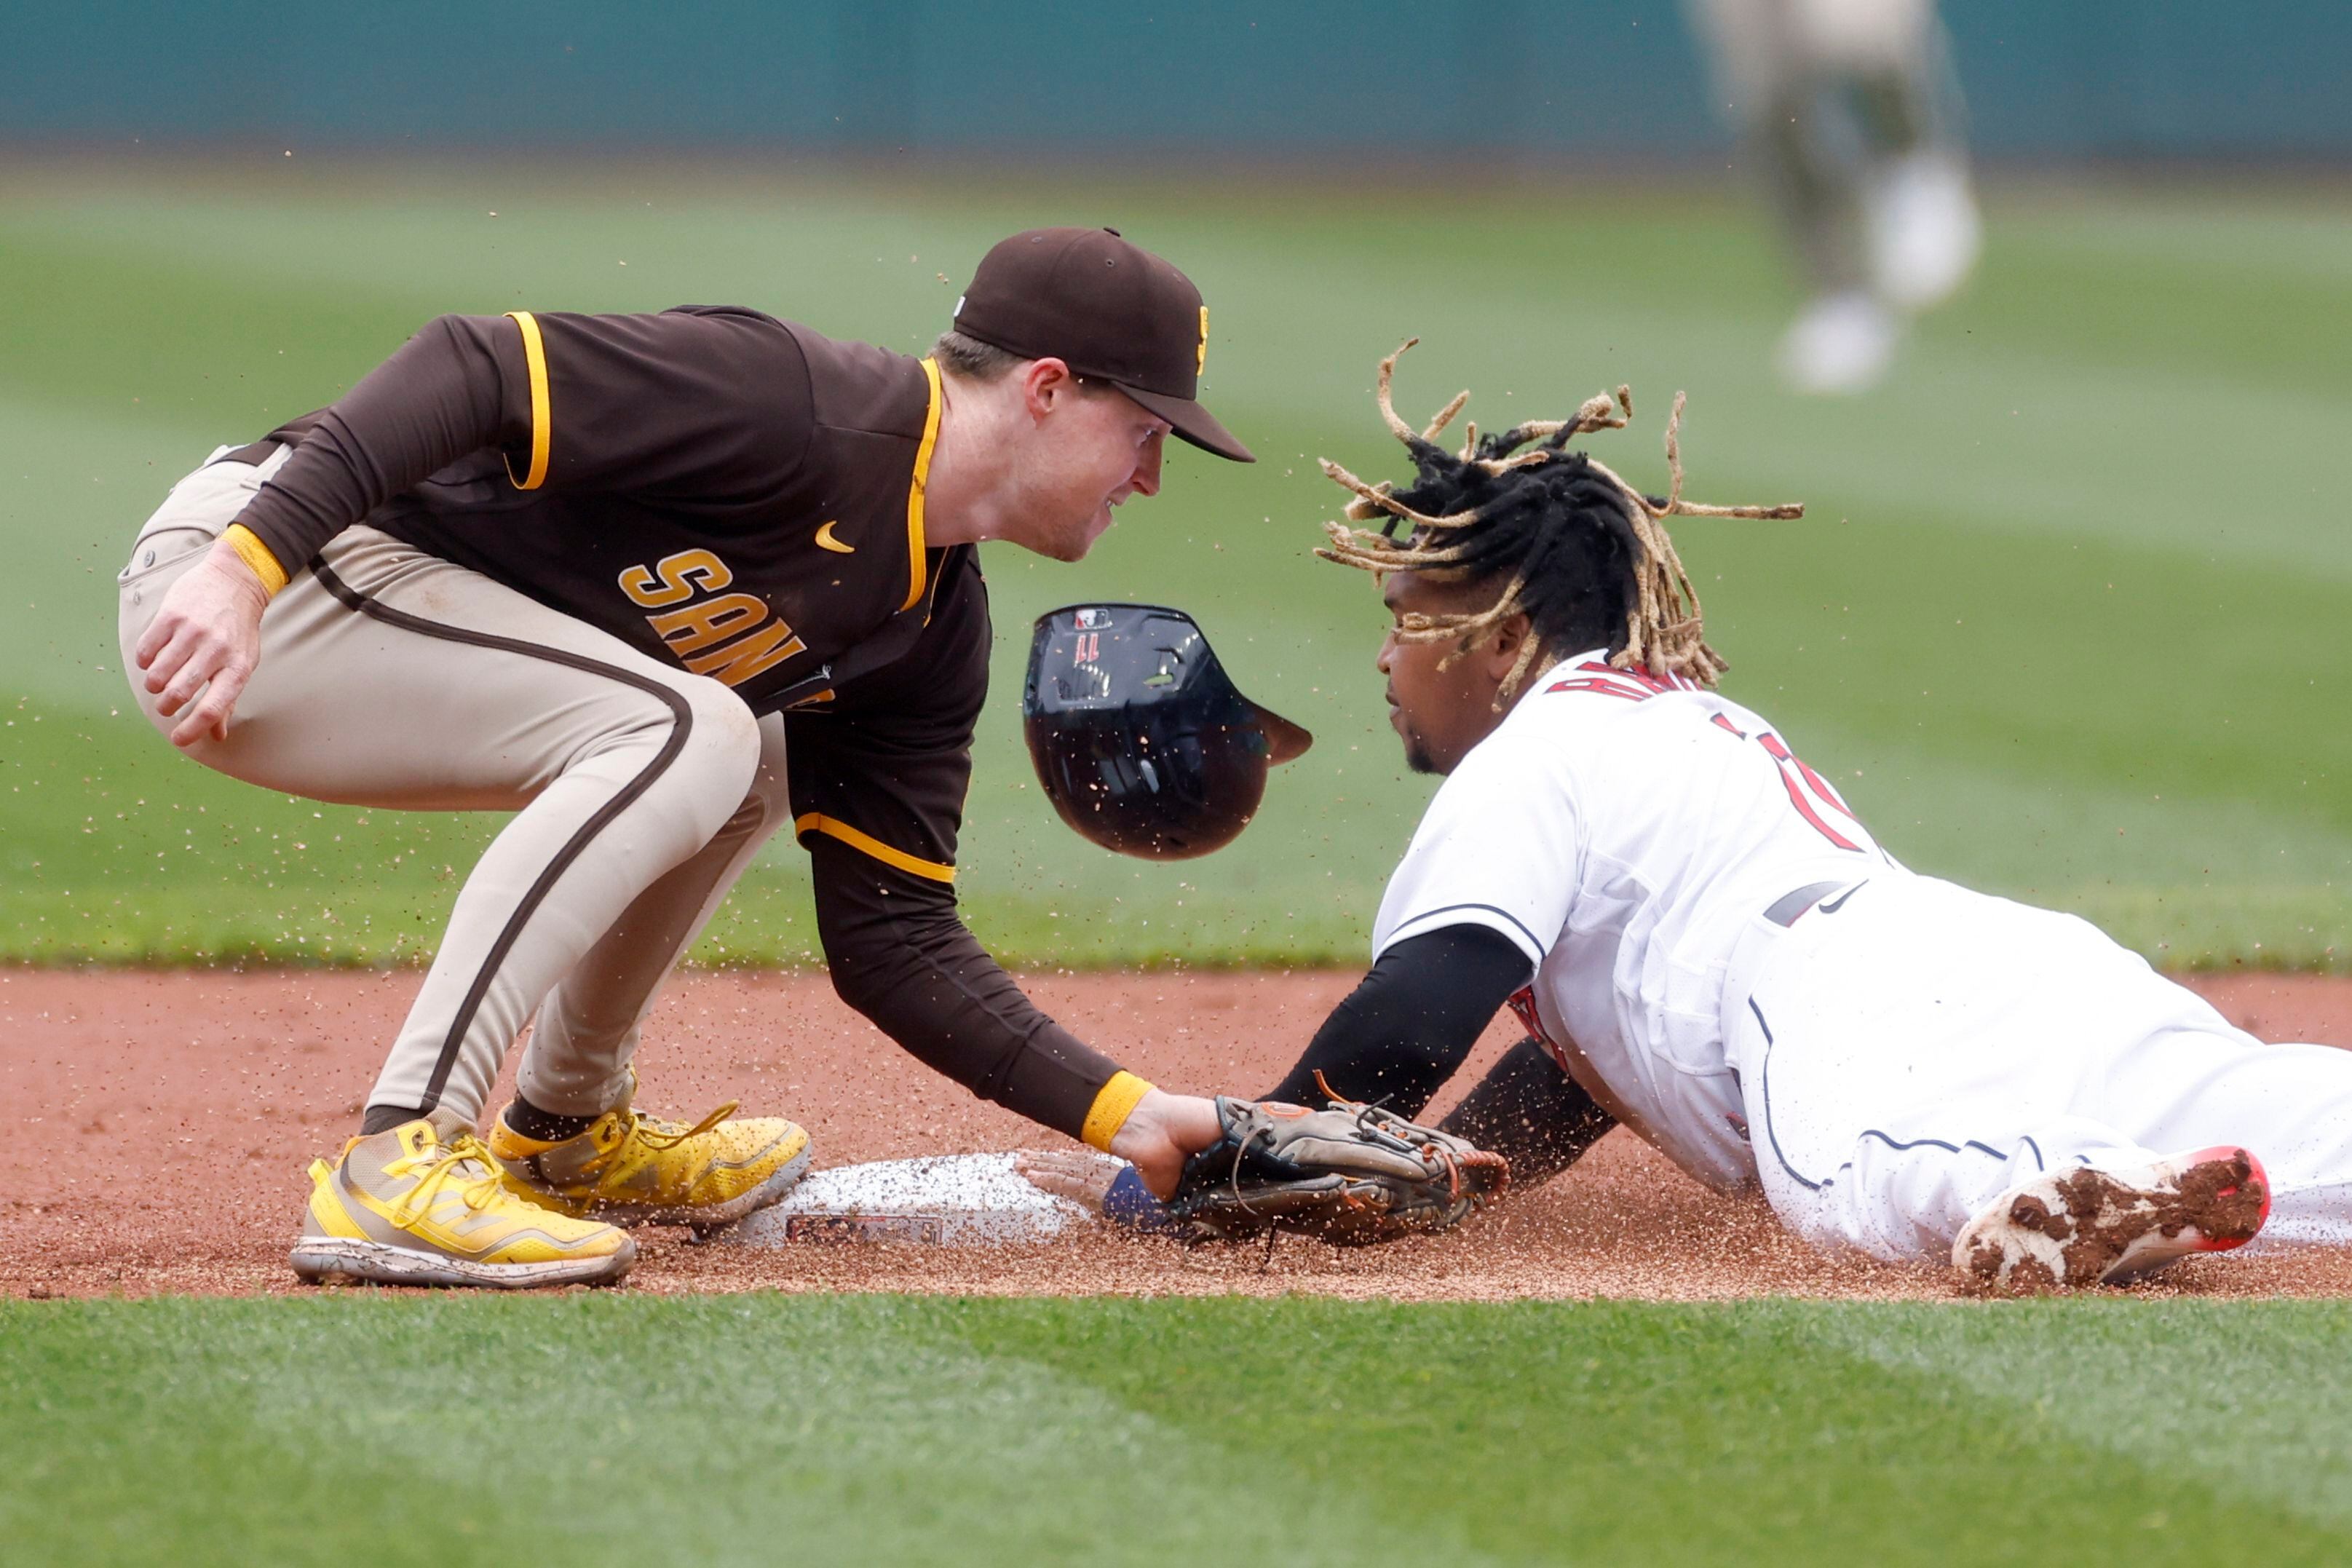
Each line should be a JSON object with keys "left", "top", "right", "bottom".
{"left": 5, "top": 0, "right": 2345, "bottom": 162}
{"left": 5, "top": 1, "right": 2346, "bottom": 970}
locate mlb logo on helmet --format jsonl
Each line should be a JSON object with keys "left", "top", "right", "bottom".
{"left": 1074, "top": 607, "right": 1112, "bottom": 630}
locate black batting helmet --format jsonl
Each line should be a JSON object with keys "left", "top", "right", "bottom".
{"left": 1023, "top": 603, "right": 1312, "bottom": 860}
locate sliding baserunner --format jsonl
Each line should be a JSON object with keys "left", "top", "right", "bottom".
{"left": 1042, "top": 342, "right": 2352, "bottom": 1291}
{"left": 120, "top": 227, "right": 1243, "bottom": 1287}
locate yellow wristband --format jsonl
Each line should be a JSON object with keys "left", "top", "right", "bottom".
{"left": 221, "top": 524, "right": 290, "bottom": 598}
{"left": 1080, "top": 1070, "right": 1155, "bottom": 1153}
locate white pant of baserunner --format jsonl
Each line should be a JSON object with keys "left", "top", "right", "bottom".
{"left": 1725, "top": 875, "right": 2352, "bottom": 1266}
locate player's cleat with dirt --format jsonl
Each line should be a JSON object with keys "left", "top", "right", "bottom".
{"left": 488, "top": 1081, "right": 810, "bottom": 1232}
{"left": 1953, "top": 1145, "right": 2270, "bottom": 1293}
{"left": 290, "top": 1112, "right": 636, "bottom": 1288}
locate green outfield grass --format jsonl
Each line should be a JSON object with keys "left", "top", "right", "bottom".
{"left": 7, "top": 1292, "right": 2352, "bottom": 1565}
{"left": 5, "top": 163, "right": 2349, "bottom": 967}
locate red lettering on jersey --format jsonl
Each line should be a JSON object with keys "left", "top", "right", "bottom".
{"left": 1547, "top": 660, "right": 1705, "bottom": 704}
{"left": 1577, "top": 660, "right": 1696, "bottom": 694}
{"left": 1545, "top": 677, "right": 1650, "bottom": 702}
{"left": 1754, "top": 732, "right": 1864, "bottom": 851}
{"left": 1771, "top": 768, "right": 1861, "bottom": 850}
{"left": 1543, "top": 662, "right": 1870, "bottom": 852}
{"left": 1793, "top": 755, "right": 1857, "bottom": 819}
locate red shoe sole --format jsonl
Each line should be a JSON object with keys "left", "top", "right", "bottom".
{"left": 2179, "top": 1144, "right": 2272, "bottom": 1255}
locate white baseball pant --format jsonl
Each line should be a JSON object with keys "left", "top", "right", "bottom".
{"left": 1727, "top": 875, "right": 2352, "bottom": 1264}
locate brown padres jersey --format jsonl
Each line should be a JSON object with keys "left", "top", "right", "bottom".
{"left": 228, "top": 309, "right": 1123, "bottom": 1136}
{"left": 374, "top": 311, "right": 956, "bottom": 718}
{"left": 236, "top": 308, "right": 981, "bottom": 882}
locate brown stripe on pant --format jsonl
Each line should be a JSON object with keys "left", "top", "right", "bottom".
{"left": 117, "top": 449, "right": 793, "bottom": 1125}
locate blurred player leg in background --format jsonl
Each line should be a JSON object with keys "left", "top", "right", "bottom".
{"left": 1687, "top": 0, "right": 1981, "bottom": 392}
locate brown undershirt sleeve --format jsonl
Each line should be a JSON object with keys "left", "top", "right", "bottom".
{"left": 231, "top": 313, "right": 529, "bottom": 571}
{"left": 806, "top": 834, "right": 1125, "bottom": 1141}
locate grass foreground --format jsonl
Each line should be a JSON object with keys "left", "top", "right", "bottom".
{"left": 7, "top": 1292, "right": 2352, "bottom": 1565}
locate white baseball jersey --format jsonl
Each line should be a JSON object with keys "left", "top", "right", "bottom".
{"left": 1371, "top": 649, "right": 1897, "bottom": 1191}
{"left": 1374, "top": 649, "right": 2352, "bottom": 1266}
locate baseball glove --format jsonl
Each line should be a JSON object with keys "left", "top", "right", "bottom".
{"left": 1165, "top": 1080, "right": 1510, "bottom": 1246}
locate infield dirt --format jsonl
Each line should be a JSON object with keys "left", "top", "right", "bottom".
{"left": 7, "top": 967, "right": 2351, "bottom": 1302}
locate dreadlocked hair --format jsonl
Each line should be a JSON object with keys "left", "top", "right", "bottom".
{"left": 1315, "top": 338, "right": 1803, "bottom": 704}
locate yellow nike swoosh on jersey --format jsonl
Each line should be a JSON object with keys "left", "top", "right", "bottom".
{"left": 814, "top": 520, "right": 854, "bottom": 554}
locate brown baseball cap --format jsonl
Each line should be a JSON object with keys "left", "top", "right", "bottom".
{"left": 951, "top": 227, "right": 1254, "bottom": 464}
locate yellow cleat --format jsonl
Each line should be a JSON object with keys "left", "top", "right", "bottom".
{"left": 488, "top": 1080, "right": 811, "bottom": 1232}
{"left": 290, "top": 1113, "right": 635, "bottom": 1289}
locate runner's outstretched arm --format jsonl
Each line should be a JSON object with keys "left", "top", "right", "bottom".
{"left": 1257, "top": 923, "right": 1613, "bottom": 1182}
{"left": 1256, "top": 925, "right": 1521, "bottom": 1115}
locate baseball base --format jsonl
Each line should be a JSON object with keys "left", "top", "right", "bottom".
{"left": 716, "top": 1152, "right": 1093, "bottom": 1248}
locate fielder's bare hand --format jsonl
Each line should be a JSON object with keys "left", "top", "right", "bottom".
{"left": 1104, "top": 1088, "right": 1223, "bottom": 1198}
{"left": 135, "top": 539, "right": 270, "bottom": 747}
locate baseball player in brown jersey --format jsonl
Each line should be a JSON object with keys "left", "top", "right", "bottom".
{"left": 119, "top": 227, "right": 1238, "bottom": 1288}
